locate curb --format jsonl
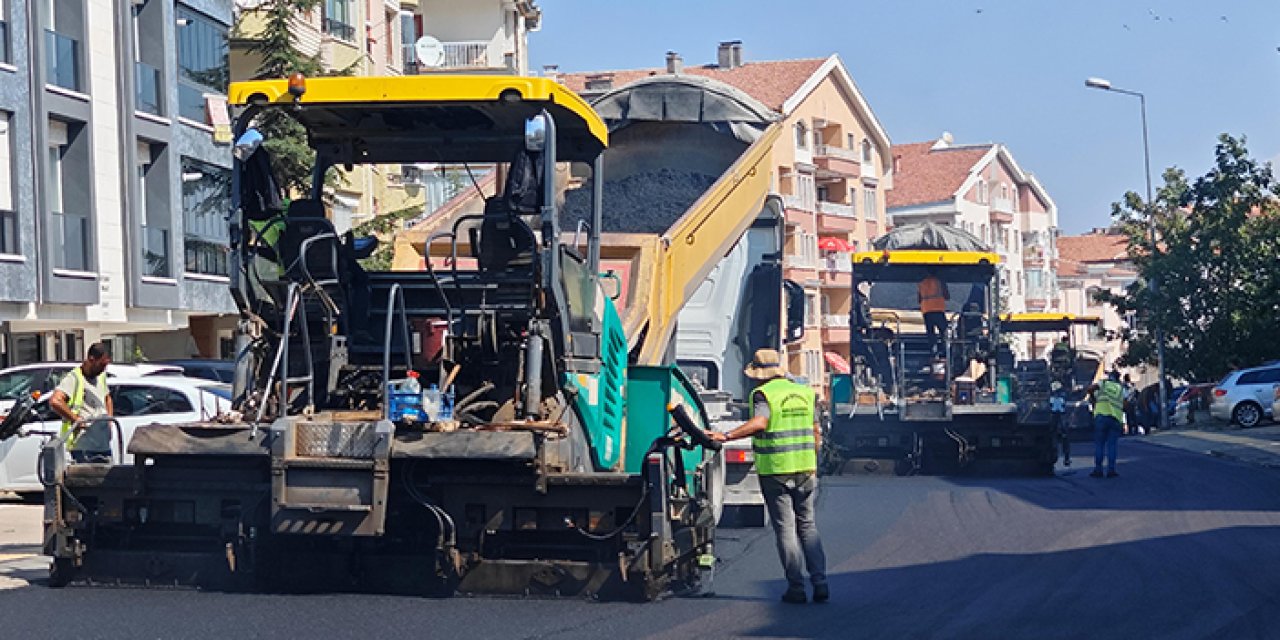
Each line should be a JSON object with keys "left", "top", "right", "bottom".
{"left": 1143, "top": 436, "right": 1280, "bottom": 471}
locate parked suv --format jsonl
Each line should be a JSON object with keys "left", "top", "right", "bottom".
{"left": 1210, "top": 364, "right": 1280, "bottom": 428}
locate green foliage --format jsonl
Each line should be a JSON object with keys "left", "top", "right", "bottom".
{"left": 352, "top": 205, "right": 424, "bottom": 271}
{"left": 1098, "top": 134, "right": 1280, "bottom": 381}
{"left": 240, "top": 0, "right": 355, "bottom": 196}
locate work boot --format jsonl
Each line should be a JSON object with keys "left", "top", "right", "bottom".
{"left": 1089, "top": 469, "right": 1103, "bottom": 478}
{"left": 813, "top": 583, "right": 830, "bottom": 603}
{"left": 1107, "top": 470, "right": 1119, "bottom": 478}
{"left": 781, "top": 587, "right": 807, "bottom": 604}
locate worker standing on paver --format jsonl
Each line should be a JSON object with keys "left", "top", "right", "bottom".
{"left": 49, "top": 343, "right": 114, "bottom": 463}
{"left": 918, "top": 269, "right": 949, "bottom": 357}
{"left": 1086, "top": 370, "right": 1126, "bottom": 478}
{"left": 710, "top": 349, "right": 828, "bottom": 604}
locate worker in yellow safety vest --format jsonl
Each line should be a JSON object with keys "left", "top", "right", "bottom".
{"left": 1086, "top": 369, "right": 1126, "bottom": 478}
{"left": 711, "top": 348, "right": 828, "bottom": 604}
{"left": 49, "top": 343, "right": 114, "bottom": 463}
{"left": 918, "top": 269, "right": 949, "bottom": 357}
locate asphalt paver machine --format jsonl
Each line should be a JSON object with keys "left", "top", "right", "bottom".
{"left": 825, "top": 248, "right": 1058, "bottom": 475}
{"left": 37, "top": 75, "right": 723, "bottom": 600}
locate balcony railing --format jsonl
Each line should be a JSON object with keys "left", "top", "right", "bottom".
{"left": 784, "top": 255, "right": 817, "bottom": 270}
{"left": 45, "top": 30, "right": 81, "bottom": 92}
{"left": 822, "top": 253, "right": 852, "bottom": 272}
{"left": 323, "top": 17, "right": 356, "bottom": 41}
{"left": 135, "top": 62, "right": 162, "bottom": 116}
{"left": 0, "top": 209, "right": 16, "bottom": 255}
{"left": 822, "top": 314, "right": 850, "bottom": 328}
{"left": 142, "top": 227, "right": 171, "bottom": 278}
{"left": 991, "top": 196, "right": 1015, "bottom": 213}
{"left": 781, "top": 194, "right": 814, "bottom": 212}
{"left": 818, "top": 201, "right": 855, "bottom": 218}
{"left": 54, "top": 212, "right": 91, "bottom": 272}
{"left": 815, "top": 144, "right": 861, "bottom": 162}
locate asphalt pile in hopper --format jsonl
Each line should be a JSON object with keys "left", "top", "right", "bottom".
{"left": 562, "top": 169, "right": 719, "bottom": 234}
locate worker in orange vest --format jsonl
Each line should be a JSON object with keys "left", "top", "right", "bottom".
{"left": 918, "top": 269, "right": 949, "bottom": 357}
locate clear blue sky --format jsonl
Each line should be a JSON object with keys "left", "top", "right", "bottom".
{"left": 529, "top": 0, "right": 1280, "bottom": 234}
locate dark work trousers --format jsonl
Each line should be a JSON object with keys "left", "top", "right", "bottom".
{"left": 759, "top": 472, "right": 828, "bottom": 592}
{"left": 1093, "top": 415, "right": 1122, "bottom": 472}
{"left": 924, "top": 311, "right": 948, "bottom": 356}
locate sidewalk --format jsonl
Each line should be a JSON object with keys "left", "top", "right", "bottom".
{"left": 1146, "top": 423, "right": 1280, "bottom": 470}
{"left": 0, "top": 497, "right": 46, "bottom": 590}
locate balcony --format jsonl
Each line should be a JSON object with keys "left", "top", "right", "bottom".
{"left": 819, "top": 268, "right": 852, "bottom": 289}
{"left": 45, "top": 30, "right": 81, "bottom": 92}
{"left": 822, "top": 314, "right": 851, "bottom": 344}
{"left": 813, "top": 144, "right": 861, "bottom": 177}
{"left": 781, "top": 194, "right": 814, "bottom": 227}
{"left": 142, "top": 227, "right": 171, "bottom": 278}
{"left": 1023, "top": 246, "right": 1047, "bottom": 268}
{"left": 135, "top": 62, "right": 162, "bottom": 116}
{"left": 0, "top": 209, "right": 16, "bottom": 255}
{"left": 817, "top": 201, "right": 857, "bottom": 233}
{"left": 404, "top": 40, "right": 502, "bottom": 73}
{"left": 54, "top": 212, "right": 91, "bottom": 272}
{"left": 989, "top": 206, "right": 1014, "bottom": 225}
{"left": 783, "top": 254, "right": 818, "bottom": 282}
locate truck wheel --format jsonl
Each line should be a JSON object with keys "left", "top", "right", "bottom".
{"left": 1234, "top": 402, "right": 1263, "bottom": 429}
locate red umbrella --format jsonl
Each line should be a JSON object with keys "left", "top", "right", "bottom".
{"left": 817, "top": 236, "right": 853, "bottom": 252}
{"left": 824, "top": 352, "right": 851, "bottom": 374}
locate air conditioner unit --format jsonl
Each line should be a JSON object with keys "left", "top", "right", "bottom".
{"left": 401, "top": 165, "right": 423, "bottom": 184}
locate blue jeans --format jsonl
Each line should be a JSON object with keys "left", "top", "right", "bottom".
{"left": 1093, "top": 415, "right": 1122, "bottom": 472}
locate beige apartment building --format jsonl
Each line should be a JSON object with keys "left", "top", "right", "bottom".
{"left": 553, "top": 45, "right": 894, "bottom": 394}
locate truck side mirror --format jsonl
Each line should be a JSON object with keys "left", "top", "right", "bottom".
{"left": 784, "top": 280, "right": 805, "bottom": 342}
{"left": 524, "top": 115, "right": 547, "bottom": 152}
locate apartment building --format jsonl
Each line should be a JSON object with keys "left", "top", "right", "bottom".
{"left": 555, "top": 45, "right": 893, "bottom": 394}
{"left": 0, "top": 0, "right": 236, "bottom": 366}
{"left": 887, "top": 134, "right": 1059, "bottom": 357}
{"left": 1057, "top": 228, "right": 1139, "bottom": 373}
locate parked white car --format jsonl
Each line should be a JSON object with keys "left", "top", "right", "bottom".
{"left": 1209, "top": 364, "right": 1280, "bottom": 428}
{"left": 0, "top": 362, "right": 183, "bottom": 414}
{"left": 0, "top": 376, "right": 230, "bottom": 495}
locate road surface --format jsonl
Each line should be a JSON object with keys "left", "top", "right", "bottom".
{"left": 1, "top": 440, "right": 1278, "bottom": 639}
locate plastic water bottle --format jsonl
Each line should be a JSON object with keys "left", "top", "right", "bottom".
{"left": 423, "top": 384, "right": 442, "bottom": 422}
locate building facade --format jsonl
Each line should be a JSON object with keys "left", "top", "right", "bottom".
{"left": 887, "top": 135, "right": 1059, "bottom": 357}
{"left": 1057, "top": 228, "right": 1140, "bottom": 375}
{"left": 0, "top": 0, "right": 236, "bottom": 366}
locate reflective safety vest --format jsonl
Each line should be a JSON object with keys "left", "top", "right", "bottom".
{"left": 919, "top": 277, "right": 946, "bottom": 314}
{"left": 751, "top": 378, "right": 817, "bottom": 476}
{"left": 58, "top": 368, "right": 104, "bottom": 447}
{"left": 1093, "top": 380, "right": 1125, "bottom": 421}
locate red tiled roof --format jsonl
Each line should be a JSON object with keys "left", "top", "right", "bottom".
{"left": 886, "top": 141, "right": 992, "bottom": 209}
{"left": 1057, "top": 233, "right": 1130, "bottom": 265}
{"left": 557, "top": 58, "right": 827, "bottom": 111}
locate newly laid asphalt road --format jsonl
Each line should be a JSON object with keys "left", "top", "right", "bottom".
{"left": 2, "top": 440, "right": 1280, "bottom": 639}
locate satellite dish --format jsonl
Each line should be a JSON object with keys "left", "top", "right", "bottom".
{"left": 414, "top": 35, "right": 445, "bottom": 68}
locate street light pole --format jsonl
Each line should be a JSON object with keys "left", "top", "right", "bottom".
{"left": 1085, "top": 77, "right": 1169, "bottom": 432}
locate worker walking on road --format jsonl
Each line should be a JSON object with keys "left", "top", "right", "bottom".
{"left": 1087, "top": 369, "right": 1126, "bottom": 478}
{"left": 711, "top": 349, "right": 828, "bottom": 604}
{"left": 918, "top": 269, "right": 949, "bottom": 357}
{"left": 49, "top": 343, "right": 115, "bottom": 463}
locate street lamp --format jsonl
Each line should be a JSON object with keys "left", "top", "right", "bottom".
{"left": 1085, "top": 76, "right": 1169, "bottom": 432}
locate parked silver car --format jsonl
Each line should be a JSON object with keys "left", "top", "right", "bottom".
{"left": 1210, "top": 364, "right": 1280, "bottom": 428}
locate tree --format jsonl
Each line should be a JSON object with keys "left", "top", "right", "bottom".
{"left": 351, "top": 205, "right": 424, "bottom": 271}
{"left": 240, "top": 0, "right": 325, "bottom": 195}
{"left": 1098, "top": 134, "right": 1280, "bottom": 381}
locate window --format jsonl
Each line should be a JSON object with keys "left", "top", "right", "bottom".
{"left": 181, "top": 158, "right": 230, "bottom": 276}
{"left": 805, "top": 292, "right": 821, "bottom": 327}
{"left": 0, "top": 0, "right": 10, "bottom": 64}
{"left": 848, "top": 186, "right": 858, "bottom": 217}
{"left": 139, "top": 141, "right": 170, "bottom": 278}
{"left": 400, "top": 11, "right": 419, "bottom": 68}
{"left": 796, "top": 172, "right": 816, "bottom": 210}
{"left": 860, "top": 139, "right": 873, "bottom": 164}
{"left": 0, "top": 111, "right": 13, "bottom": 255}
{"left": 794, "top": 121, "right": 808, "bottom": 149}
{"left": 980, "top": 224, "right": 988, "bottom": 243}
{"left": 48, "top": 119, "right": 89, "bottom": 271}
{"left": 847, "top": 133, "right": 856, "bottom": 150}
{"left": 324, "top": 0, "right": 355, "bottom": 40}
{"left": 112, "top": 385, "right": 193, "bottom": 417}
{"left": 977, "top": 179, "right": 988, "bottom": 204}
{"left": 862, "top": 186, "right": 876, "bottom": 220}
{"left": 176, "top": 6, "right": 228, "bottom": 123}
{"left": 1015, "top": 270, "right": 1022, "bottom": 295}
